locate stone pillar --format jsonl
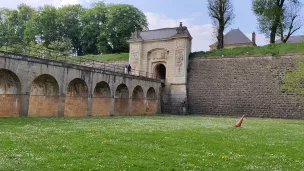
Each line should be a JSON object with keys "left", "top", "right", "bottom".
{"left": 144, "top": 97, "right": 147, "bottom": 115}
{"left": 57, "top": 93, "right": 65, "bottom": 117}
{"left": 87, "top": 95, "right": 93, "bottom": 116}
{"left": 128, "top": 97, "right": 132, "bottom": 115}
{"left": 19, "top": 93, "right": 29, "bottom": 116}
{"left": 110, "top": 97, "right": 115, "bottom": 116}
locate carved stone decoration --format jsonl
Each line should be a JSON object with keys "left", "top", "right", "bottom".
{"left": 148, "top": 49, "right": 169, "bottom": 61}
{"left": 175, "top": 50, "right": 184, "bottom": 76}
{"left": 131, "top": 52, "right": 138, "bottom": 70}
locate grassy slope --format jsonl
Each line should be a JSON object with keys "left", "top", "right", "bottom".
{"left": 0, "top": 116, "right": 303, "bottom": 170}
{"left": 74, "top": 53, "right": 129, "bottom": 62}
{"left": 55, "top": 53, "right": 129, "bottom": 64}
{"left": 191, "top": 42, "right": 304, "bottom": 58}
{"left": 0, "top": 45, "right": 129, "bottom": 62}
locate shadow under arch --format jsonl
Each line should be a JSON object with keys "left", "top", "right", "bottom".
{"left": 64, "top": 78, "right": 88, "bottom": 116}
{"left": 92, "top": 81, "right": 111, "bottom": 116}
{"left": 114, "top": 84, "right": 129, "bottom": 115}
{"left": 0, "top": 69, "right": 21, "bottom": 116}
{"left": 146, "top": 87, "right": 157, "bottom": 115}
{"left": 131, "top": 85, "right": 145, "bottom": 115}
{"left": 154, "top": 63, "right": 166, "bottom": 79}
{"left": 28, "top": 74, "right": 59, "bottom": 116}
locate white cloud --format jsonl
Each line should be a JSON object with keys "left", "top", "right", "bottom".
{"left": 145, "top": 12, "right": 214, "bottom": 52}
{"left": 1, "top": 0, "right": 80, "bottom": 8}
{"left": 145, "top": 12, "right": 269, "bottom": 52}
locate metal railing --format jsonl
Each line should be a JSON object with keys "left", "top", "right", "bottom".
{"left": 0, "top": 43, "right": 161, "bottom": 80}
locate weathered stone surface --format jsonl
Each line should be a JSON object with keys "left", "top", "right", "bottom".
{"left": 188, "top": 54, "right": 304, "bottom": 119}
{"left": 28, "top": 96, "right": 59, "bottom": 117}
{"left": 0, "top": 95, "right": 20, "bottom": 117}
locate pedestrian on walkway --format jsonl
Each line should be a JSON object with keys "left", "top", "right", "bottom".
{"left": 127, "top": 64, "right": 132, "bottom": 75}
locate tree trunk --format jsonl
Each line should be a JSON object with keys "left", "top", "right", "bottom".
{"left": 270, "top": 25, "right": 278, "bottom": 44}
{"left": 217, "top": 27, "right": 224, "bottom": 49}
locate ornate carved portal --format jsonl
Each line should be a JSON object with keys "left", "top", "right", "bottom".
{"left": 175, "top": 49, "right": 184, "bottom": 76}
{"left": 148, "top": 49, "right": 169, "bottom": 61}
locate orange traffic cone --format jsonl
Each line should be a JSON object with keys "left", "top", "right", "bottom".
{"left": 235, "top": 115, "right": 245, "bottom": 127}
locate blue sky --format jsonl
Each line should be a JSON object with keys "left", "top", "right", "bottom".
{"left": 1, "top": 0, "right": 304, "bottom": 51}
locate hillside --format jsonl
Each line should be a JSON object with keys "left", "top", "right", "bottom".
{"left": 190, "top": 42, "right": 304, "bottom": 58}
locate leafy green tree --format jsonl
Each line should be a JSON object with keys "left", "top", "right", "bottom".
{"left": 105, "top": 4, "right": 148, "bottom": 53}
{"left": 207, "top": 0, "right": 235, "bottom": 49}
{"left": 26, "top": 5, "right": 59, "bottom": 46}
{"left": 57, "top": 5, "right": 83, "bottom": 55}
{"left": 252, "top": 0, "right": 302, "bottom": 44}
{"left": 81, "top": 2, "right": 109, "bottom": 54}
{"left": 0, "top": 4, "right": 35, "bottom": 46}
{"left": 16, "top": 4, "right": 35, "bottom": 44}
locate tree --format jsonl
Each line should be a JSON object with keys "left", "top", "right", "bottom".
{"left": 252, "top": 0, "right": 302, "bottom": 44}
{"left": 207, "top": 0, "right": 235, "bottom": 49}
{"left": 81, "top": 2, "right": 109, "bottom": 54}
{"left": 105, "top": 4, "right": 148, "bottom": 53}
{"left": 57, "top": 5, "right": 83, "bottom": 56}
{"left": 278, "top": 1, "right": 303, "bottom": 43}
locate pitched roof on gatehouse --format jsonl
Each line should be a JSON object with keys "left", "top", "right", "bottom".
{"left": 129, "top": 22, "right": 192, "bottom": 42}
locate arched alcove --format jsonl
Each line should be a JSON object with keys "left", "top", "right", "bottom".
{"left": 64, "top": 78, "right": 88, "bottom": 116}
{"left": 92, "top": 81, "right": 111, "bottom": 116}
{"left": 131, "top": 86, "right": 145, "bottom": 115}
{"left": 0, "top": 69, "right": 21, "bottom": 116}
{"left": 28, "top": 74, "right": 59, "bottom": 116}
{"left": 146, "top": 87, "right": 157, "bottom": 115}
{"left": 114, "top": 84, "right": 129, "bottom": 115}
{"left": 154, "top": 64, "right": 166, "bottom": 79}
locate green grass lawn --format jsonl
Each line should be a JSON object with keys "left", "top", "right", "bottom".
{"left": 0, "top": 116, "right": 303, "bottom": 170}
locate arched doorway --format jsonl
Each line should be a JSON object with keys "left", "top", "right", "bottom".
{"left": 114, "top": 84, "right": 129, "bottom": 115}
{"left": 154, "top": 64, "right": 166, "bottom": 79}
{"left": 0, "top": 69, "right": 21, "bottom": 116}
{"left": 28, "top": 74, "right": 59, "bottom": 116}
{"left": 64, "top": 78, "right": 88, "bottom": 116}
{"left": 131, "top": 86, "right": 145, "bottom": 115}
{"left": 92, "top": 81, "right": 111, "bottom": 116}
{"left": 146, "top": 87, "right": 157, "bottom": 115}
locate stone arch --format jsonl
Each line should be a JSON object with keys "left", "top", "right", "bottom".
{"left": 28, "top": 74, "right": 59, "bottom": 116}
{"left": 146, "top": 87, "right": 157, "bottom": 115}
{"left": 64, "top": 78, "right": 88, "bottom": 116}
{"left": 147, "top": 87, "right": 156, "bottom": 100}
{"left": 147, "top": 48, "right": 169, "bottom": 77}
{"left": 115, "top": 84, "right": 129, "bottom": 98}
{"left": 114, "top": 84, "right": 129, "bottom": 115}
{"left": 132, "top": 86, "right": 144, "bottom": 99}
{"left": 131, "top": 85, "right": 145, "bottom": 115}
{"left": 92, "top": 81, "right": 111, "bottom": 116}
{"left": 154, "top": 63, "right": 166, "bottom": 79}
{"left": 0, "top": 69, "right": 21, "bottom": 116}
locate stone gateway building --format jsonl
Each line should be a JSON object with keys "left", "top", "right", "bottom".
{"left": 128, "top": 22, "right": 192, "bottom": 114}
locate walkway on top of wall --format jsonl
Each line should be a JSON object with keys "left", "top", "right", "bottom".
{"left": 0, "top": 51, "right": 162, "bottom": 83}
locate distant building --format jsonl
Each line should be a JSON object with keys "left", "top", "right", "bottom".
{"left": 275, "top": 35, "right": 304, "bottom": 43}
{"left": 209, "top": 28, "right": 257, "bottom": 50}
